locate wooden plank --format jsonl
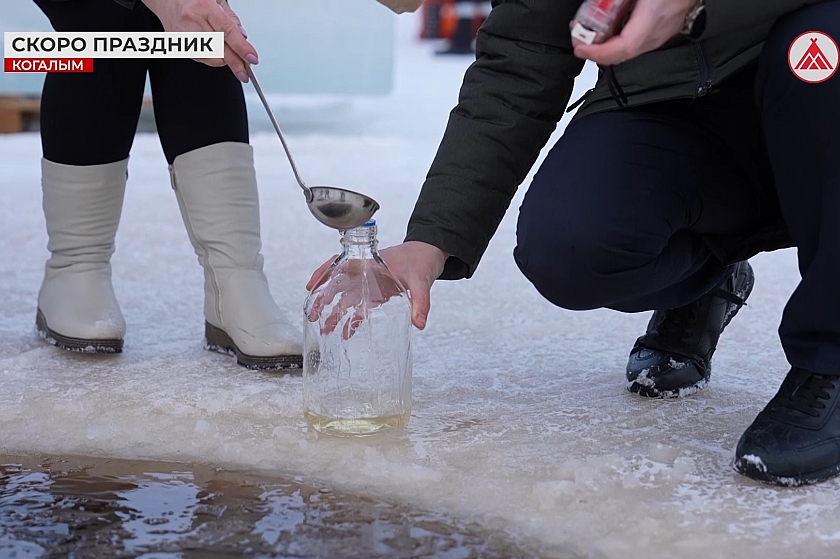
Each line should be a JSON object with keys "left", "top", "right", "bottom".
{"left": 0, "top": 95, "right": 154, "bottom": 133}
{"left": 0, "top": 95, "right": 37, "bottom": 133}
{"left": 0, "top": 96, "right": 40, "bottom": 112}
{"left": 0, "top": 108, "right": 24, "bottom": 134}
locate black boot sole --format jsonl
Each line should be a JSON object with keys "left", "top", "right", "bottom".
{"left": 36, "top": 308, "right": 123, "bottom": 354}
{"left": 204, "top": 322, "right": 302, "bottom": 371}
{"left": 733, "top": 455, "right": 840, "bottom": 487}
{"left": 629, "top": 374, "right": 709, "bottom": 399}
{"left": 627, "top": 262, "right": 756, "bottom": 399}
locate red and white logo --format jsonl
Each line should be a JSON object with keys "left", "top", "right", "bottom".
{"left": 788, "top": 31, "right": 838, "bottom": 83}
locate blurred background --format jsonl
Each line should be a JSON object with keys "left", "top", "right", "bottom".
{"left": 1, "top": 0, "right": 491, "bottom": 134}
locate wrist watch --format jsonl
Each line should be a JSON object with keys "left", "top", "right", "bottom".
{"left": 682, "top": 0, "right": 707, "bottom": 38}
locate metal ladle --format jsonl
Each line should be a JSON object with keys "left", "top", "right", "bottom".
{"left": 246, "top": 66, "right": 380, "bottom": 230}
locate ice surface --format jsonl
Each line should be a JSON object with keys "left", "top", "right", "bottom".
{"left": 2, "top": 13, "right": 839, "bottom": 559}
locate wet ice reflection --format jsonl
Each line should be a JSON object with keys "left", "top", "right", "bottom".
{"left": 0, "top": 455, "right": 553, "bottom": 558}
{"left": 116, "top": 472, "right": 200, "bottom": 552}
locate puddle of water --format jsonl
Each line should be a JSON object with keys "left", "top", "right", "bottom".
{"left": 0, "top": 454, "right": 552, "bottom": 559}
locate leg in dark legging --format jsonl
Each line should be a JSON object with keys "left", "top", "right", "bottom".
{"left": 148, "top": 56, "right": 249, "bottom": 164}
{"left": 143, "top": 6, "right": 248, "bottom": 165}
{"left": 39, "top": 58, "right": 148, "bottom": 166}
{"left": 35, "top": 0, "right": 149, "bottom": 165}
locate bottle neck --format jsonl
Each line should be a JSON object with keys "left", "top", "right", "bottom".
{"left": 340, "top": 225, "right": 378, "bottom": 258}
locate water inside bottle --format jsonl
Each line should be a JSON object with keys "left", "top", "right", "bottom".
{"left": 304, "top": 410, "right": 409, "bottom": 437}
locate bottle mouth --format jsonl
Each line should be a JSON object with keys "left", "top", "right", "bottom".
{"left": 339, "top": 220, "right": 376, "bottom": 235}
{"left": 342, "top": 219, "right": 377, "bottom": 245}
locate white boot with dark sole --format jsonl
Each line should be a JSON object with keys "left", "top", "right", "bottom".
{"left": 169, "top": 142, "right": 303, "bottom": 370}
{"left": 37, "top": 158, "right": 127, "bottom": 353}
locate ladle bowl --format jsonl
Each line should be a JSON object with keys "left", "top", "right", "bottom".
{"left": 307, "top": 186, "right": 381, "bottom": 230}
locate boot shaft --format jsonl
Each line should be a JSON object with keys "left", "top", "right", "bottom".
{"left": 41, "top": 158, "right": 128, "bottom": 271}
{"left": 169, "top": 142, "right": 268, "bottom": 328}
{"left": 169, "top": 142, "right": 264, "bottom": 274}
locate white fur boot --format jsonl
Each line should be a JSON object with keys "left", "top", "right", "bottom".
{"left": 37, "top": 158, "right": 127, "bottom": 353}
{"left": 169, "top": 142, "right": 303, "bottom": 369}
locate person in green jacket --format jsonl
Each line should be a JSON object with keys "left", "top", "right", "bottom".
{"left": 311, "top": 0, "right": 840, "bottom": 486}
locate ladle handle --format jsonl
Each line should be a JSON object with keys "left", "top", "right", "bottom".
{"left": 246, "top": 65, "right": 311, "bottom": 200}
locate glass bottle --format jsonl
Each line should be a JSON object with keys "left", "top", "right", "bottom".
{"left": 570, "top": 0, "right": 636, "bottom": 45}
{"left": 303, "top": 220, "right": 412, "bottom": 436}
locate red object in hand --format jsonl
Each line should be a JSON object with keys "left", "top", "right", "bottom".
{"left": 570, "top": 0, "right": 636, "bottom": 45}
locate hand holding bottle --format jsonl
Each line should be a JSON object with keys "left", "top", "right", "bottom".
{"left": 306, "top": 240, "right": 448, "bottom": 337}
{"left": 570, "top": 0, "right": 637, "bottom": 47}
{"left": 571, "top": 0, "right": 700, "bottom": 66}
{"left": 306, "top": 256, "right": 401, "bottom": 340}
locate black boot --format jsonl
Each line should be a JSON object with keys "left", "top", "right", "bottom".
{"left": 734, "top": 368, "right": 840, "bottom": 486}
{"left": 626, "top": 261, "right": 755, "bottom": 398}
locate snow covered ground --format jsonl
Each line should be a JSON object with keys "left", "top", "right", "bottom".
{"left": 2, "top": 13, "right": 837, "bottom": 559}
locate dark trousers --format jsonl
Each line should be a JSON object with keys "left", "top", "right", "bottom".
{"left": 514, "top": 1, "right": 840, "bottom": 376}
{"left": 34, "top": 0, "right": 248, "bottom": 166}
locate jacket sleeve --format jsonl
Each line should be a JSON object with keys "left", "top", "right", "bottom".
{"left": 404, "top": 0, "right": 585, "bottom": 280}
{"left": 700, "top": 0, "right": 829, "bottom": 39}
